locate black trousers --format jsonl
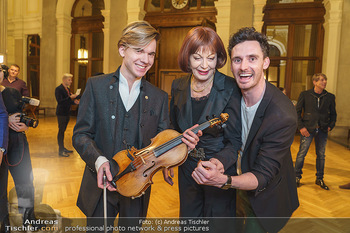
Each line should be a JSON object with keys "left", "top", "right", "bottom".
{"left": 178, "top": 157, "right": 236, "bottom": 217}
{"left": 57, "top": 115, "right": 70, "bottom": 152}
{"left": 0, "top": 132, "right": 34, "bottom": 221}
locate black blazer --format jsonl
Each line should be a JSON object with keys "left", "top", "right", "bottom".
{"left": 241, "top": 81, "right": 299, "bottom": 232}
{"left": 55, "top": 84, "right": 75, "bottom": 116}
{"left": 72, "top": 67, "right": 169, "bottom": 216}
{"left": 170, "top": 71, "right": 242, "bottom": 172}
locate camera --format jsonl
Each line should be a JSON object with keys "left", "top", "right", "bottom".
{"left": 1, "top": 64, "right": 9, "bottom": 79}
{"left": 18, "top": 97, "right": 40, "bottom": 128}
{"left": 19, "top": 113, "right": 39, "bottom": 128}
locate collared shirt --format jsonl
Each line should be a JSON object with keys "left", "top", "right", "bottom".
{"left": 2, "top": 77, "right": 29, "bottom": 97}
{"left": 118, "top": 72, "right": 141, "bottom": 112}
{"left": 95, "top": 71, "right": 142, "bottom": 172}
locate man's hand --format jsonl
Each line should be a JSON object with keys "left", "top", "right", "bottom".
{"left": 182, "top": 125, "right": 202, "bottom": 151}
{"left": 97, "top": 162, "right": 117, "bottom": 191}
{"left": 74, "top": 99, "right": 80, "bottom": 105}
{"left": 162, "top": 167, "right": 174, "bottom": 186}
{"left": 9, "top": 113, "right": 28, "bottom": 132}
{"left": 70, "top": 93, "right": 78, "bottom": 99}
{"left": 300, "top": 127, "right": 310, "bottom": 137}
{"left": 191, "top": 160, "right": 227, "bottom": 188}
{"left": 209, "top": 158, "right": 225, "bottom": 174}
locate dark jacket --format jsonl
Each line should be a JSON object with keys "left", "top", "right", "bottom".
{"left": 170, "top": 71, "right": 241, "bottom": 172}
{"left": 72, "top": 67, "right": 169, "bottom": 216}
{"left": 296, "top": 89, "right": 337, "bottom": 133}
{"left": 240, "top": 81, "right": 299, "bottom": 232}
{"left": 55, "top": 84, "right": 75, "bottom": 116}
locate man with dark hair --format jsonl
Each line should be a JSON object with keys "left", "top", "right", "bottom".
{"left": 192, "top": 27, "right": 299, "bottom": 233}
{"left": 2, "top": 64, "right": 29, "bottom": 97}
{"left": 295, "top": 73, "right": 337, "bottom": 190}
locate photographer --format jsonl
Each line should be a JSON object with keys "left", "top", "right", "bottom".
{"left": 0, "top": 71, "right": 36, "bottom": 230}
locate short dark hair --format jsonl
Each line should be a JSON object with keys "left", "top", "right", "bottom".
{"left": 178, "top": 26, "right": 227, "bottom": 73}
{"left": 228, "top": 27, "right": 270, "bottom": 59}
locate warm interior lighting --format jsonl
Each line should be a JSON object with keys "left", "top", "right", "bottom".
{"left": 77, "top": 48, "right": 88, "bottom": 64}
{"left": 78, "top": 35, "right": 88, "bottom": 64}
{"left": 0, "top": 54, "right": 4, "bottom": 64}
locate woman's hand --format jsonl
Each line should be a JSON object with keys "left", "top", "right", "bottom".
{"left": 182, "top": 124, "right": 202, "bottom": 151}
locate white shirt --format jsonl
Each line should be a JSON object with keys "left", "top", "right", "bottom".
{"left": 95, "top": 71, "right": 141, "bottom": 172}
{"left": 118, "top": 72, "right": 141, "bottom": 112}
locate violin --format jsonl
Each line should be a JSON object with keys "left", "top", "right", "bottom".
{"left": 111, "top": 113, "right": 229, "bottom": 198}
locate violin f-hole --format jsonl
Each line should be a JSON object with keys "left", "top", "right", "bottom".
{"left": 143, "top": 161, "right": 155, "bottom": 177}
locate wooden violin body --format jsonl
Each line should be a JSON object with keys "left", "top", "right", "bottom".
{"left": 111, "top": 113, "right": 229, "bottom": 198}
{"left": 112, "top": 129, "right": 187, "bottom": 198}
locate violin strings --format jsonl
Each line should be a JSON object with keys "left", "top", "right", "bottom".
{"left": 131, "top": 120, "right": 216, "bottom": 168}
{"left": 152, "top": 121, "right": 211, "bottom": 157}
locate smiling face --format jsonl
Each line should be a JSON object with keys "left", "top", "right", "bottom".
{"left": 119, "top": 39, "right": 156, "bottom": 81}
{"left": 230, "top": 40, "right": 270, "bottom": 93}
{"left": 190, "top": 46, "right": 217, "bottom": 82}
{"left": 63, "top": 77, "right": 72, "bottom": 87}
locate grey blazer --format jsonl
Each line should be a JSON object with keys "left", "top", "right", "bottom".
{"left": 73, "top": 67, "right": 169, "bottom": 216}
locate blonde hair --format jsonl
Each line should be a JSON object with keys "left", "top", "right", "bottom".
{"left": 117, "top": 21, "right": 160, "bottom": 49}
{"left": 62, "top": 73, "right": 73, "bottom": 80}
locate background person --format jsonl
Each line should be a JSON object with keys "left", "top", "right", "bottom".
{"left": 163, "top": 26, "right": 241, "bottom": 218}
{"left": 192, "top": 27, "right": 299, "bottom": 233}
{"left": 55, "top": 73, "right": 79, "bottom": 157}
{"left": 2, "top": 64, "right": 29, "bottom": 97}
{"left": 295, "top": 73, "right": 337, "bottom": 190}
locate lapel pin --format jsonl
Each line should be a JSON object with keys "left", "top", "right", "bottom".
{"left": 145, "top": 96, "right": 148, "bottom": 100}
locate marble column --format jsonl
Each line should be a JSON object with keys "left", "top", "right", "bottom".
{"left": 40, "top": 0, "right": 57, "bottom": 109}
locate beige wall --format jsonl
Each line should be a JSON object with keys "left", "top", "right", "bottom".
{"left": 102, "top": 0, "right": 127, "bottom": 74}
{"left": 335, "top": 0, "right": 350, "bottom": 127}
{"left": 7, "top": 0, "right": 42, "bottom": 82}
